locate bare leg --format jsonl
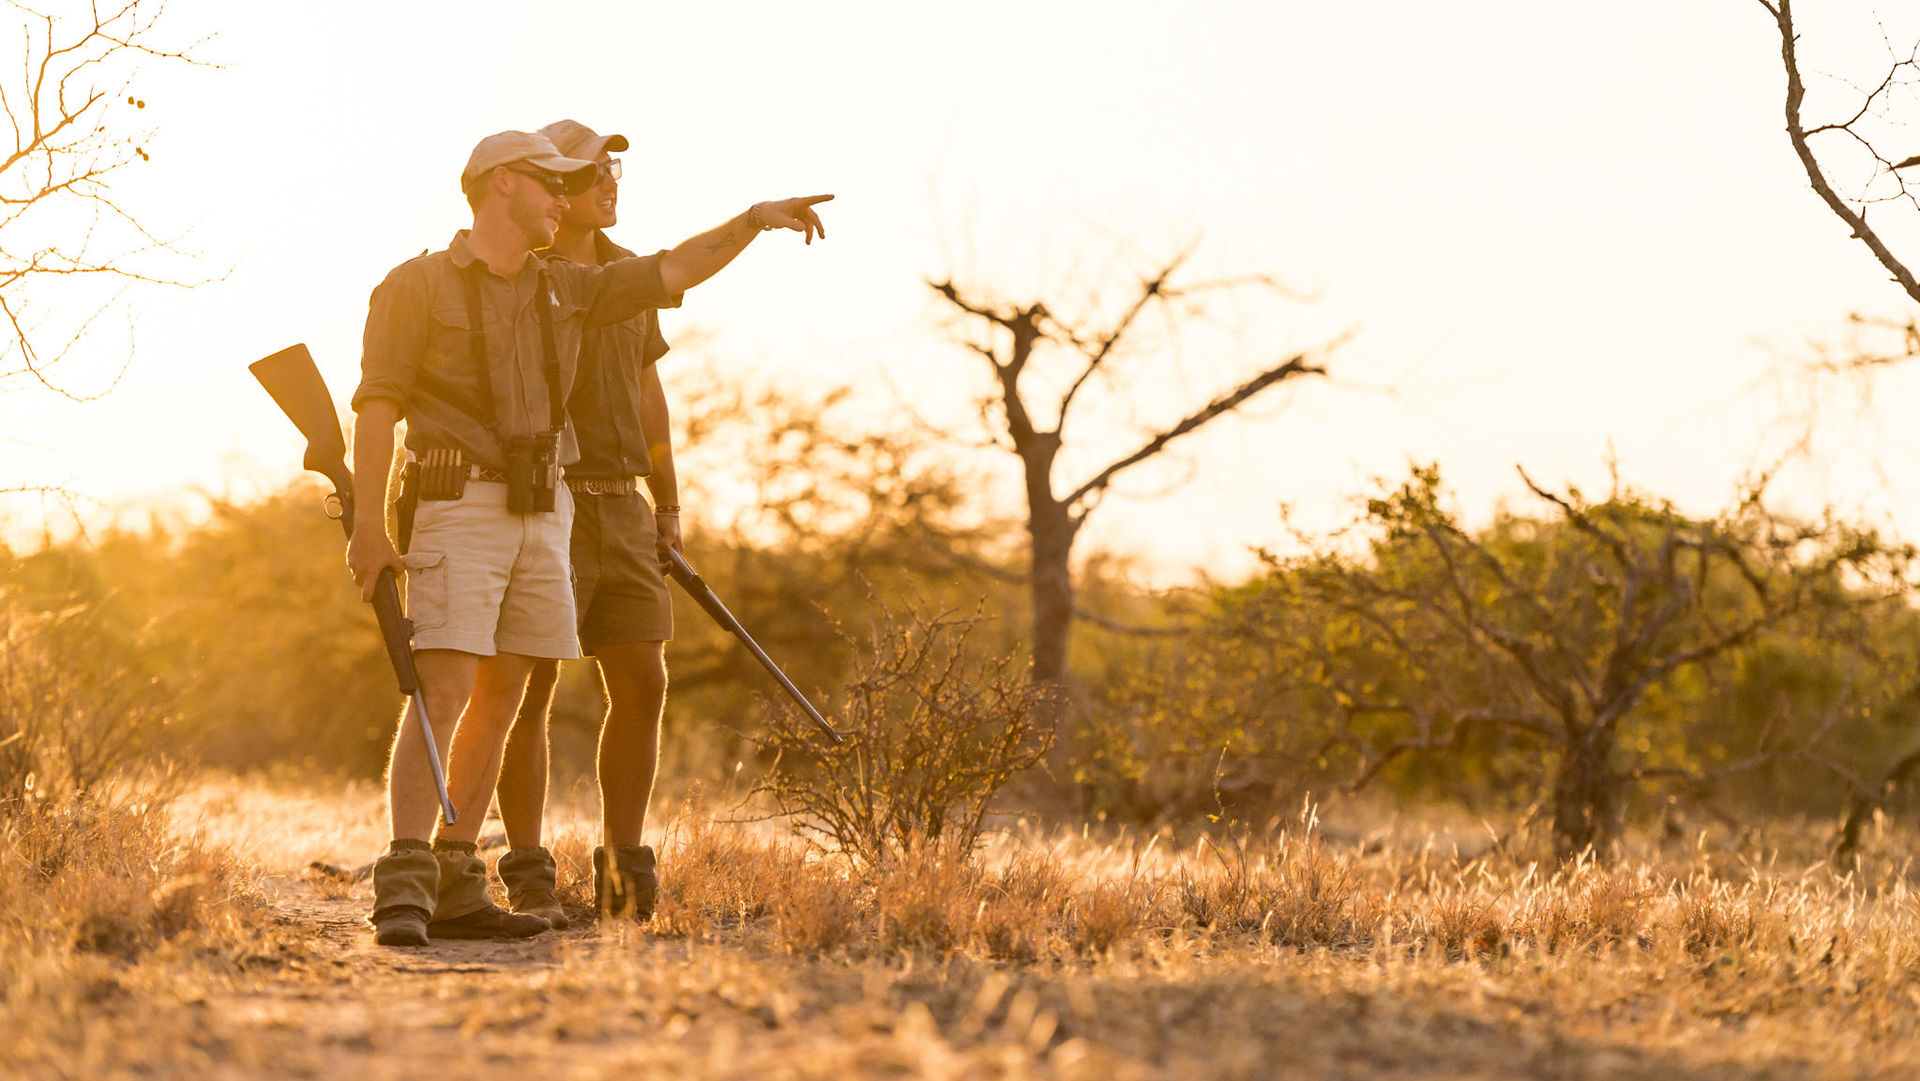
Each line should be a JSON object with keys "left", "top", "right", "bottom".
{"left": 387, "top": 649, "right": 478, "bottom": 842}
{"left": 595, "top": 641, "right": 668, "bottom": 848}
{"left": 497, "top": 659, "right": 561, "bottom": 849}
{"left": 434, "top": 652, "right": 537, "bottom": 846}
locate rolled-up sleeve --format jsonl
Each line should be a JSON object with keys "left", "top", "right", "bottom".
{"left": 351, "top": 264, "right": 430, "bottom": 416}
{"left": 572, "top": 251, "right": 685, "bottom": 329}
{"left": 642, "top": 314, "right": 670, "bottom": 368}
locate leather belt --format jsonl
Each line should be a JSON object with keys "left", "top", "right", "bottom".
{"left": 469, "top": 466, "right": 509, "bottom": 483}
{"left": 565, "top": 476, "right": 637, "bottom": 496}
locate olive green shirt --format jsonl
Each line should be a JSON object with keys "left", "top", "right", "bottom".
{"left": 545, "top": 231, "right": 671, "bottom": 479}
{"left": 352, "top": 230, "right": 683, "bottom": 469}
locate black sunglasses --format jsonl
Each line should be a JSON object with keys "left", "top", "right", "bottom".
{"left": 508, "top": 167, "right": 570, "bottom": 197}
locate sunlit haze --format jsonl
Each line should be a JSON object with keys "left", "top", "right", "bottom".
{"left": 6, "top": 0, "right": 1919, "bottom": 584}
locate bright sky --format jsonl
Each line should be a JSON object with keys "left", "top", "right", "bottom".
{"left": 5, "top": 0, "right": 1919, "bottom": 584}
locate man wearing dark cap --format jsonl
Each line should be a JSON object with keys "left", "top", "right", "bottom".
{"left": 349, "top": 129, "right": 831, "bottom": 947}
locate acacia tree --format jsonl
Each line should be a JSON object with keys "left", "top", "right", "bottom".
{"left": 929, "top": 254, "right": 1343, "bottom": 685}
{"left": 1, "top": 0, "right": 202, "bottom": 406}
{"left": 1264, "top": 466, "right": 1911, "bottom": 857}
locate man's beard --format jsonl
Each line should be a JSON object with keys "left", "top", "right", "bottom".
{"left": 508, "top": 198, "right": 556, "bottom": 249}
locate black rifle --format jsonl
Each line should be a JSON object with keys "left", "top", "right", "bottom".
{"left": 664, "top": 549, "right": 843, "bottom": 744}
{"left": 250, "top": 343, "right": 459, "bottom": 825}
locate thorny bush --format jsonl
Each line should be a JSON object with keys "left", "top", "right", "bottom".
{"left": 0, "top": 598, "right": 176, "bottom": 816}
{"left": 756, "top": 601, "right": 1054, "bottom": 866}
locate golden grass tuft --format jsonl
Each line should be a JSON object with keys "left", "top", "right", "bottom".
{"left": 869, "top": 840, "right": 979, "bottom": 956}
{"left": 1, "top": 796, "right": 259, "bottom": 963}
{"left": 770, "top": 860, "right": 861, "bottom": 955}
{"left": 650, "top": 806, "right": 806, "bottom": 938}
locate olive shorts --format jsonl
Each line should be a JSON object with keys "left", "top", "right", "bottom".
{"left": 571, "top": 490, "right": 674, "bottom": 654}
{"left": 401, "top": 481, "right": 580, "bottom": 659}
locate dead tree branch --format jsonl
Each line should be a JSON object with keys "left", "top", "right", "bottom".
{"left": 1759, "top": 0, "right": 1920, "bottom": 304}
{"left": 0, "top": 0, "right": 209, "bottom": 403}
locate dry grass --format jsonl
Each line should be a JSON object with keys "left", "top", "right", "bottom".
{"left": 9, "top": 776, "right": 1920, "bottom": 1079}
{"left": 0, "top": 788, "right": 275, "bottom": 1081}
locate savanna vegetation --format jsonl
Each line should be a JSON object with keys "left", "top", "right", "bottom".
{"left": 11, "top": 376, "right": 1920, "bottom": 1076}
{"left": 10, "top": 2, "right": 1920, "bottom": 1078}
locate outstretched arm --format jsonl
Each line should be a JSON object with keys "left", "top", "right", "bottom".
{"left": 658, "top": 194, "right": 833, "bottom": 295}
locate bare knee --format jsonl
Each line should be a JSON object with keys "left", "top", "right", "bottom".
{"left": 516, "top": 659, "right": 562, "bottom": 726}
{"left": 599, "top": 642, "right": 667, "bottom": 717}
{"left": 462, "top": 654, "right": 538, "bottom": 737}
{"left": 412, "top": 649, "right": 479, "bottom": 736}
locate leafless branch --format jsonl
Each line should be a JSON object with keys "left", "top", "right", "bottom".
{"left": 0, "top": 0, "right": 207, "bottom": 402}
{"left": 1064, "top": 345, "right": 1335, "bottom": 514}
{"left": 1761, "top": 0, "right": 1920, "bottom": 304}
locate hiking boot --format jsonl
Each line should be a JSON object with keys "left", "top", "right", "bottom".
{"left": 426, "top": 901, "right": 551, "bottom": 940}
{"left": 497, "top": 845, "right": 569, "bottom": 930}
{"left": 425, "top": 838, "right": 548, "bottom": 939}
{"left": 593, "top": 844, "right": 659, "bottom": 922}
{"left": 368, "top": 839, "right": 437, "bottom": 948}
{"left": 370, "top": 905, "right": 430, "bottom": 948}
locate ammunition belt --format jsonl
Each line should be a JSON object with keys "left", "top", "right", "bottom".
{"left": 565, "top": 476, "right": 637, "bottom": 496}
{"left": 470, "top": 466, "right": 510, "bottom": 483}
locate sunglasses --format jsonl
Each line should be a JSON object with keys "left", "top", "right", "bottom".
{"left": 508, "top": 167, "right": 571, "bottom": 197}
{"left": 597, "top": 158, "right": 622, "bottom": 182}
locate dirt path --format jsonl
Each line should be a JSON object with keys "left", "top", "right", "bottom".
{"left": 120, "top": 869, "right": 1803, "bottom": 1081}
{"left": 77, "top": 784, "right": 1853, "bottom": 1081}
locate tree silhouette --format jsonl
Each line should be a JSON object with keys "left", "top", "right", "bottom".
{"left": 930, "top": 250, "right": 1344, "bottom": 686}
{"left": 0, "top": 0, "right": 204, "bottom": 405}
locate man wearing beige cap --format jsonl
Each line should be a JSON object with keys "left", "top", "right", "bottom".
{"left": 348, "top": 129, "right": 831, "bottom": 946}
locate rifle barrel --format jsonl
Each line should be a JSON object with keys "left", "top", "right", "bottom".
{"left": 665, "top": 549, "right": 843, "bottom": 744}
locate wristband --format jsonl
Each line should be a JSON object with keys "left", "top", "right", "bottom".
{"left": 654, "top": 504, "right": 681, "bottom": 514}
{"left": 748, "top": 203, "right": 775, "bottom": 231}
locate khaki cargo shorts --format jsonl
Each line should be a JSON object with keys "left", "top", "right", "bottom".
{"left": 402, "top": 481, "right": 580, "bottom": 659}
{"left": 571, "top": 490, "right": 674, "bottom": 655}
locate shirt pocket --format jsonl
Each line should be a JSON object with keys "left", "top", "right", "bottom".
{"left": 428, "top": 303, "right": 474, "bottom": 358}
{"left": 401, "top": 550, "right": 449, "bottom": 631}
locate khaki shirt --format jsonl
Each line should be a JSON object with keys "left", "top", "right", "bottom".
{"left": 545, "top": 231, "right": 671, "bottom": 479}
{"left": 352, "top": 231, "right": 683, "bottom": 469}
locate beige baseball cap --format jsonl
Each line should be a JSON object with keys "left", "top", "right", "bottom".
{"left": 538, "top": 119, "right": 629, "bottom": 162}
{"left": 460, "top": 130, "right": 597, "bottom": 196}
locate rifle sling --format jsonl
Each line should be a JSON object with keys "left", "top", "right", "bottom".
{"left": 459, "top": 261, "right": 565, "bottom": 445}
{"left": 412, "top": 368, "right": 484, "bottom": 419}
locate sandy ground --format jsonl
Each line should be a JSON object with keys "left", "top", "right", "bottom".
{"left": 173, "top": 878, "right": 1757, "bottom": 1081}
{"left": 47, "top": 781, "right": 1860, "bottom": 1081}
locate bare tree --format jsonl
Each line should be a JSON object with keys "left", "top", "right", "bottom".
{"left": 0, "top": 0, "right": 205, "bottom": 405}
{"left": 1759, "top": 1, "right": 1920, "bottom": 854}
{"left": 1757, "top": 1, "right": 1920, "bottom": 336}
{"left": 929, "top": 252, "right": 1344, "bottom": 685}
{"left": 1758, "top": 0, "right": 1920, "bottom": 300}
